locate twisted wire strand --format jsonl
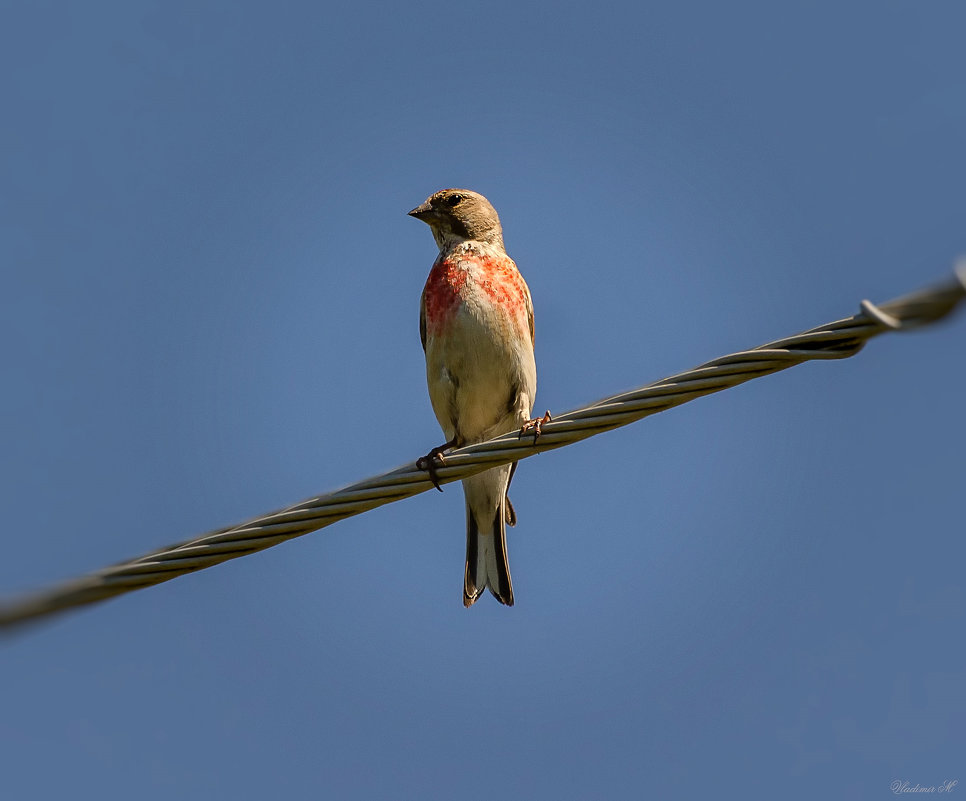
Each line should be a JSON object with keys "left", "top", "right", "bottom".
{"left": 2, "top": 269, "right": 963, "bottom": 629}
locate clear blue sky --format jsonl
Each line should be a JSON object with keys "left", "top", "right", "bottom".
{"left": 2, "top": 2, "right": 964, "bottom": 798}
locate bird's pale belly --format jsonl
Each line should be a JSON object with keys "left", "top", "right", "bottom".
{"left": 425, "top": 301, "right": 534, "bottom": 444}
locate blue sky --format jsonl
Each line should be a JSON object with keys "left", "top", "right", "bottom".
{"left": 2, "top": 2, "right": 964, "bottom": 798}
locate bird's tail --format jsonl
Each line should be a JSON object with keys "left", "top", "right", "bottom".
{"left": 463, "top": 465, "right": 514, "bottom": 607}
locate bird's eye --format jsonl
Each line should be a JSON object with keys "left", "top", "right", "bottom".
{"left": 445, "top": 194, "right": 463, "bottom": 207}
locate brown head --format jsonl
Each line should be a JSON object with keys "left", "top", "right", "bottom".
{"left": 408, "top": 188, "right": 504, "bottom": 252}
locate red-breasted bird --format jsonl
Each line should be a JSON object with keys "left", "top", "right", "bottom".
{"left": 410, "top": 188, "right": 549, "bottom": 607}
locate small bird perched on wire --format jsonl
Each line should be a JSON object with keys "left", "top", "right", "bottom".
{"left": 409, "top": 188, "right": 550, "bottom": 607}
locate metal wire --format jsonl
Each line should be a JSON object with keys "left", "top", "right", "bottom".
{"left": 2, "top": 268, "right": 964, "bottom": 629}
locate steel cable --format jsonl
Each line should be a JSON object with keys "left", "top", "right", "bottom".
{"left": 2, "top": 267, "right": 963, "bottom": 629}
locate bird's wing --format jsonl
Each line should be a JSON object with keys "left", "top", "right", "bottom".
{"left": 526, "top": 283, "right": 535, "bottom": 347}
{"left": 419, "top": 289, "right": 428, "bottom": 353}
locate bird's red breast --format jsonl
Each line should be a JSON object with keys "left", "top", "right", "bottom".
{"left": 422, "top": 249, "right": 532, "bottom": 342}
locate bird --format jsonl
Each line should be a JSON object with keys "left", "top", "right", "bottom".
{"left": 409, "top": 188, "right": 549, "bottom": 607}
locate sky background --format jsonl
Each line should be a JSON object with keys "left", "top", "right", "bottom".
{"left": 2, "top": 2, "right": 964, "bottom": 798}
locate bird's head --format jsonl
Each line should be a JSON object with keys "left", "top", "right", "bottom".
{"left": 408, "top": 188, "right": 504, "bottom": 252}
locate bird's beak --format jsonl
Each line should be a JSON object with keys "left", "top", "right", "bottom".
{"left": 407, "top": 200, "right": 435, "bottom": 220}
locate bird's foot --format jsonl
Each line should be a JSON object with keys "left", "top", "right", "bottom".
{"left": 416, "top": 439, "right": 457, "bottom": 492}
{"left": 519, "top": 410, "right": 553, "bottom": 445}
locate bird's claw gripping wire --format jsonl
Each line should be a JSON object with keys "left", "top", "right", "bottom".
{"left": 520, "top": 410, "right": 553, "bottom": 445}
{"left": 416, "top": 440, "right": 456, "bottom": 492}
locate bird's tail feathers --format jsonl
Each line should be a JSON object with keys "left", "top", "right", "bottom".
{"left": 463, "top": 470, "right": 514, "bottom": 607}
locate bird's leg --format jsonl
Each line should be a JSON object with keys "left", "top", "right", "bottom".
{"left": 519, "top": 410, "right": 553, "bottom": 445}
{"left": 416, "top": 438, "right": 458, "bottom": 492}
